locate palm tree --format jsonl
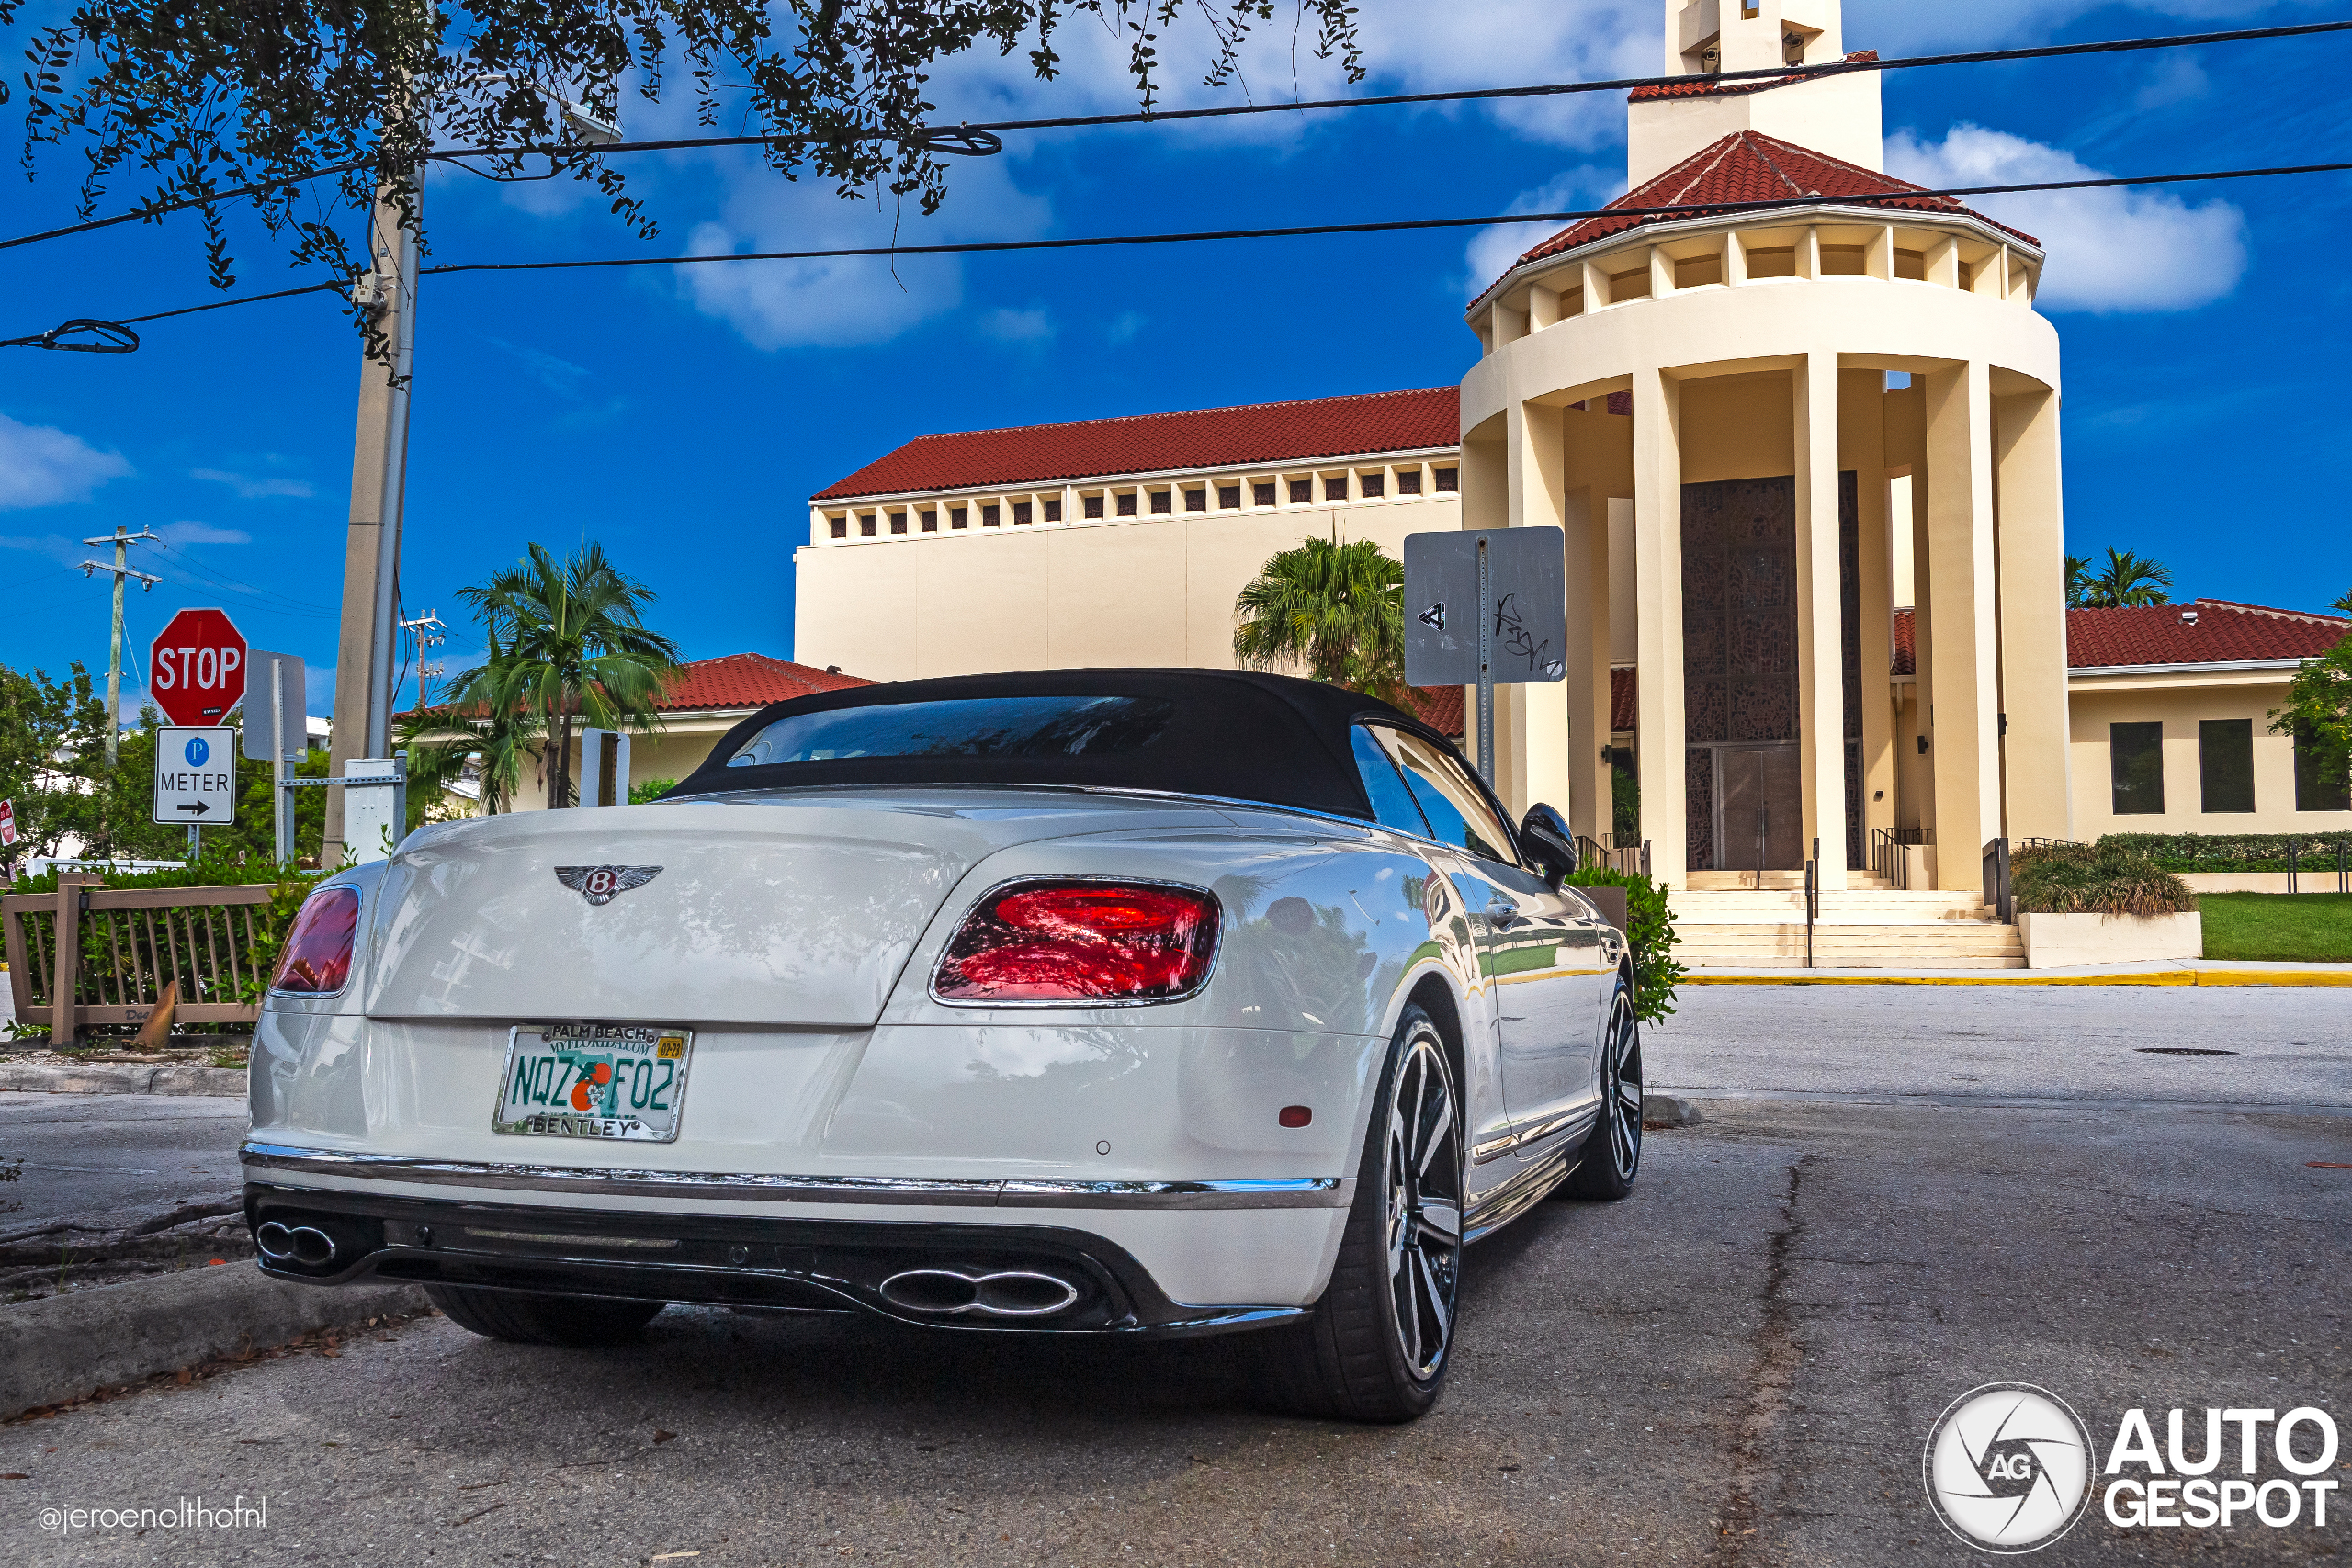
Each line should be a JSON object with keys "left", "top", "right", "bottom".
{"left": 2075, "top": 547, "right": 2174, "bottom": 609}
{"left": 2064, "top": 553, "right": 2093, "bottom": 609}
{"left": 451, "top": 543, "right": 681, "bottom": 809}
{"left": 2331, "top": 589, "right": 2352, "bottom": 618}
{"left": 1233, "top": 536, "right": 1409, "bottom": 705}
{"left": 396, "top": 637, "right": 548, "bottom": 819}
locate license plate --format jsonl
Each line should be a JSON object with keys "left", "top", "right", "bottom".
{"left": 493, "top": 1023, "right": 694, "bottom": 1142}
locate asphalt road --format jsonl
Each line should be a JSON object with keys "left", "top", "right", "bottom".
{"left": 6, "top": 987, "right": 2349, "bottom": 1566}
{"left": 0, "top": 1093, "right": 248, "bottom": 1234}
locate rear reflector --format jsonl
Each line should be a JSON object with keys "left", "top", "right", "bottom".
{"left": 935, "top": 881, "right": 1219, "bottom": 1003}
{"left": 272, "top": 886, "right": 361, "bottom": 995}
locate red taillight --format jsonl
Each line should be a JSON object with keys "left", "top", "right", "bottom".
{"left": 272, "top": 886, "right": 360, "bottom": 995}
{"left": 935, "top": 881, "right": 1218, "bottom": 1003}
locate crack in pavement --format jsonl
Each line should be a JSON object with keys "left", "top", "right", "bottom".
{"left": 1710, "top": 1153, "right": 1812, "bottom": 1567}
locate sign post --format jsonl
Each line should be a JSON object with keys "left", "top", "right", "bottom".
{"left": 1403, "top": 528, "right": 1568, "bottom": 785}
{"left": 245, "top": 650, "right": 306, "bottom": 865}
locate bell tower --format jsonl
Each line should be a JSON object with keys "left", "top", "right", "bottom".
{"left": 1633, "top": 0, "right": 1881, "bottom": 185}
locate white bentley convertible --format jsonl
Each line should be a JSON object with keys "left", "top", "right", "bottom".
{"left": 244, "top": 671, "right": 1643, "bottom": 1420}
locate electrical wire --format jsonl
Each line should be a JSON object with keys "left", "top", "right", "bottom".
{"left": 49, "top": 155, "right": 2346, "bottom": 336}
{"left": 2, "top": 18, "right": 2346, "bottom": 256}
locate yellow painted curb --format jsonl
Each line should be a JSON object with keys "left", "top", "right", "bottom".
{"left": 1682, "top": 969, "right": 2352, "bottom": 987}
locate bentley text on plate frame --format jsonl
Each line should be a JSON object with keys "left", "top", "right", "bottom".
{"left": 240, "top": 670, "right": 1643, "bottom": 1421}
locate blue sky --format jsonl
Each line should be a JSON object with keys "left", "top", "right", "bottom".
{"left": 3, "top": 0, "right": 2348, "bottom": 717}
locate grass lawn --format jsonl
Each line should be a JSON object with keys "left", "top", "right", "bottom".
{"left": 2198, "top": 893, "right": 2352, "bottom": 963}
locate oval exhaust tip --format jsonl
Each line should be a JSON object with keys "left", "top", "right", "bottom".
{"left": 254, "top": 1220, "right": 298, "bottom": 1261}
{"left": 288, "top": 1225, "right": 338, "bottom": 1267}
{"left": 878, "top": 1269, "right": 981, "bottom": 1314}
{"left": 971, "top": 1271, "right": 1080, "bottom": 1317}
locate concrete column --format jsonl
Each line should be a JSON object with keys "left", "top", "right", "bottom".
{"left": 1633, "top": 368, "right": 1687, "bottom": 887}
{"left": 1793, "top": 355, "right": 1849, "bottom": 889}
{"left": 1582, "top": 259, "right": 1610, "bottom": 311}
{"left": 1844, "top": 373, "right": 1896, "bottom": 858}
{"left": 1649, "top": 245, "right": 1676, "bottom": 300}
{"left": 1995, "top": 387, "right": 2072, "bottom": 840}
{"left": 1505, "top": 400, "right": 1571, "bottom": 821}
{"left": 1922, "top": 361, "right": 2003, "bottom": 889}
{"left": 1563, "top": 482, "right": 1612, "bottom": 842}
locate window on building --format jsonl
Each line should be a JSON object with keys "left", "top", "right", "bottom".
{"left": 1323, "top": 476, "right": 1348, "bottom": 502}
{"left": 1183, "top": 488, "right": 1207, "bottom": 513}
{"left": 981, "top": 504, "right": 1001, "bottom": 527}
{"left": 1012, "top": 501, "right": 1033, "bottom": 525}
{"left": 2110, "top": 722, "right": 2165, "bottom": 815}
{"left": 1957, "top": 259, "right": 1977, "bottom": 290}
{"left": 1819, "top": 244, "right": 1868, "bottom": 276}
{"left": 888, "top": 510, "right": 908, "bottom": 535}
{"left": 830, "top": 516, "right": 848, "bottom": 539}
{"left": 1117, "top": 492, "right": 1138, "bottom": 517}
{"left": 1217, "top": 484, "right": 1241, "bottom": 510}
{"left": 1434, "top": 468, "right": 1459, "bottom": 492}
{"left": 859, "top": 513, "right": 878, "bottom": 537}
{"left": 1288, "top": 479, "right": 1313, "bottom": 504}
{"left": 1674, "top": 254, "right": 1723, "bottom": 289}
{"left": 1893, "top": 249, "right": 1926, "bottom": 282}
{"left": 1149, "top": 491, "right": 1172, "bottom": 515}
{"left": 2199, "top": 719, "right": 2255, "bottom": 813}
{"left": 1043, "top": 498, "right": 1062, "bottom": 523}
{"left": 950, "top": 506, "right": 968, "bottom": 529}
{"left": 919, "top": 509, "right": 938, "bottom": 532}
{"left": 1084, "top": 495, "right": 1105, "bottom": 519}
{"left": 1397, "top": 468, "right": 1423, "bottom": 496}
{"left": 2295, "top": 728, "right": 2352, "bottom": 812}
{"left": 1744, "top": 246, "right": 1796, "bottom": 280}
{"left": 1359, "top": 472, "right": 1386, "bottom": 499}
{"left": 1253, "top": 481, "right": 1277, "bottom": 507}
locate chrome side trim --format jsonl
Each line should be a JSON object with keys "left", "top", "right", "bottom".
{"left": 1462, "top": 1142, "right": 1577, "bottom": 1243}
{"left": 240, "top": 1143, "right": 1351, "bottom": 1211}
{"left": 1469, "top": 1106, "right": 1599, "bottom": 1166}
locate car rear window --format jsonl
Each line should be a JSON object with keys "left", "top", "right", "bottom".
{"left": 725, "top": 695, "right": 1177, "bottom": 768}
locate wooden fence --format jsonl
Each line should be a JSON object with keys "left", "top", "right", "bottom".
{"left": 3, "top": 874, "right": 273, "bottom": 1045}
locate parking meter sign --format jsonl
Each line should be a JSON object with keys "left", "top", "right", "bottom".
{"left": 153, "top": 728, "right": 239, "bottom": 827}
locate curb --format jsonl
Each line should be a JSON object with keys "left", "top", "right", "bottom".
{"left": 0, "top": 1065, "right": 246, "bottom": 1096}
{"left": 1643, "top": 1093, "right": 1703, "bottom": 1129}
{"left": 1680, "top": 969, "right": 2352, "bottom": 987}
{"left": 0, "top": 1263, "right": 426, "bottom": 1420}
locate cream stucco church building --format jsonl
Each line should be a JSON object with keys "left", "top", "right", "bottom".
{"left": 791, "top": 0, "right": 2350, "bottom": 964}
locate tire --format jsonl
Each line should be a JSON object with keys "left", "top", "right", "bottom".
{"left": 1561, "top": 981, "right": 1643, "bottom": 1201}
{"left": 1250, "top": 1003, "right": 1465, "bottom": 1423}
{"left": 424, "top": 1284, "right": 666, "bottom": 1347}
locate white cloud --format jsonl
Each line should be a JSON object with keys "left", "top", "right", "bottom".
{"left": 0, "top": 413, "right": 131, "bottom": 509}
{"left": 1461, "top": 167, "right": 1626, "bottom": 299}
{"left": 1848, "top": 0, "right": 2335, "bottom": 52}
{"left": 0, "top": 530, "right": 85, "bottom": 568}
{"left": 978, "top": 307, "right": 1057, "bottom": 346}
{"left": 1886, "top": 124, "right": 2246, "bottom": 313}
{"left": 676, "top": 156, "right": 1053, "bottom": 350}
{"left": 192, "top": 467, "right": 313, "bottom": 500}
{"left": 158, "top": 520, "right": 254, "bottom": 547}
{"left": 1104, "top": 310, "right": 1148, "bottom": 346}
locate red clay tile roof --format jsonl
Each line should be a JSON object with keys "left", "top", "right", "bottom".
{"left": 2065, "top": 601, "right": 2349, "bottom": 671}
{"left": 658, "top": 653, "right": 874, "bottom": 712}
{"left": 1405, "top": 671, "right": 1633, "bottom": 739}
{"left": 816, "top": 388, "right": 1463, "bottom": 502}
{"left": 1493, "top": 130, "right": 2037, "bottom": 295}
{"left": 1892, "top": 602, "right": 2347, "bottom": 676}
{"left": 1627, "top": 51, "right": 1879, "bottom": 102}
{"left": 1611, "top": 667, "right": 1637, "bottom": 733}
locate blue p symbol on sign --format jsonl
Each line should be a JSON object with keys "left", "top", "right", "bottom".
{"left": 184, "top": 735, "right": 209, "bottom": 767}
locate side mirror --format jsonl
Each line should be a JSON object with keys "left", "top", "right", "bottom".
{"left": 1520, "top": 803, "right": 1578, "bottom": 884}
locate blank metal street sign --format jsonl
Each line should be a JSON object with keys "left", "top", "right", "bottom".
{"left": 1403, "top": 528, "right": 1567, "bottom": 687}
{"left": 153, "top": 727, "right": 239, "bottom": 826}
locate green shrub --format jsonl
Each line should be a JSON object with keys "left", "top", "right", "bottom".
{"left": 628, "top": 777, "right": 679, "bottom": 804}
{"left": 2098, "top": 831, "right": 2352, "bottom": 873}
{"left": 1563, "top": 865, "right": 1686, "bottom": 1024}
{"left": 2013, "top": 841, "right": 2195, "bottom": 916}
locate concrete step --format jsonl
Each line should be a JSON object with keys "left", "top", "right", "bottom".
{"left": 1684, "top": 872, "right": 1896, "bottom": 891}
{"left": 1678, "top": 919, "right": 2026, "bottom": 970}
{"left": 1670, "top": 892, "right": 1996, "bottom": 925}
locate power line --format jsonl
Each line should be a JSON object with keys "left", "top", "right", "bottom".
{"left": 2, "top": 18, "right": 2346, "bottom": 256}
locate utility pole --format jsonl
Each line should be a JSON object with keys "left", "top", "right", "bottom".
{"left": 399, "top": 607, "right": 449, "bottom": 709}
{"left": 78, "top": 526, "right": 160, "bottom": 766}
{"left": 324, "top": 179, "right": 420, "bottom": 865}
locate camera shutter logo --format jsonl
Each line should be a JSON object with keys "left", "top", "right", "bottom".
{"left": 1923, "top": 1383, "right": 2094, "bottom": 1553}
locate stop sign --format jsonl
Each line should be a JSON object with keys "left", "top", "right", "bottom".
{"left": 150, "top": 608, "right": 249, "bottom": 726}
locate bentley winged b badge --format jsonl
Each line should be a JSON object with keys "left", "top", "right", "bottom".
{"left": 555, "top": 865, "right": 663, "bottom": 906}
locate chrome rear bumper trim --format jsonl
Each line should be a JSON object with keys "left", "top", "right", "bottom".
{"left": 240, "top": 1143, "right": 1351, "bottom": 1211}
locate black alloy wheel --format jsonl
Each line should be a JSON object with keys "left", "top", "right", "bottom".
{"left": 1565, "top": 986, "right": 1643, "bottom": 1200}
{"left": 1251, "top": 1005, "right": 1465, "bottom": 1421}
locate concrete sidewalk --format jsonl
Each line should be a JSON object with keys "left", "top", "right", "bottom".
{"left": 1683, "top": 958, "right": 2352, "bottom": 986}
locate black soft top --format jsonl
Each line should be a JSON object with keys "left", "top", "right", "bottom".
{"left": 667, "top": 668, "right": 1458, "bottom": 821}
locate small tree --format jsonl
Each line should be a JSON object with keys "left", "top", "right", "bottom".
{"left": 452, "top": 543, "right": 681, "bottom": 810}
{"left": 1233, "top": 536, "right": 1408, "bottom": 706}
{"left": 2270, "top": 626, "right": 2352, "bottom": 803}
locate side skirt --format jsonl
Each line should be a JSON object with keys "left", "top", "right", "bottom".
{"left": 1461, "top": 1133, "right": 1585, "bottom": 1244}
